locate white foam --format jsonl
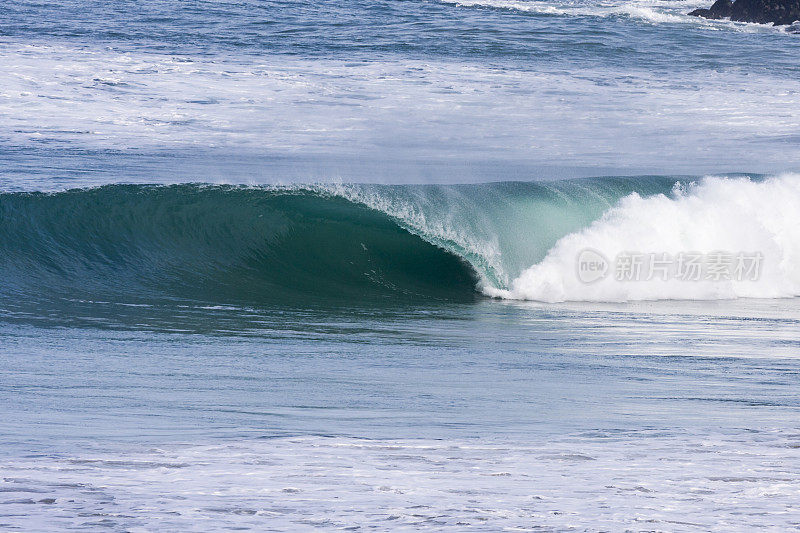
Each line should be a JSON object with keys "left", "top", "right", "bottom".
{"left": 442, "top": 0, "right": 568, "bottom": 15}
{"left": 2, "top": 432, "right": 799, "bottom": 530}
{"left": 440, "top": 0, "right": 797, "bottom": 29}
{"left": 442, "top": 0, "right": 708, "bottom": 24}
{"left": 1, "top": 41, "right": 799, "bottom": 175}
{"left": 487, "top": 175, "right": 800, "bottom": 302}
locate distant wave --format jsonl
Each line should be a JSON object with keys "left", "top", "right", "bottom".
{"left": 0, "top": 176, "right": 798, "bottom": 307}
{"left": 441, "top": 0, "right": 701, "bottom": 23}
{"left": 440, "top": 0, "right": 788, "bottom": 29}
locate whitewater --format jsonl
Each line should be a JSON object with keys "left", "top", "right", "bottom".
{"left": 482, "top": 175, "right": 800, "bottom": 302}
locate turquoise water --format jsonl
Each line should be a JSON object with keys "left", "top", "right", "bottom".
{"left": 1, "top": 0, "right": 800, "bottom": 530}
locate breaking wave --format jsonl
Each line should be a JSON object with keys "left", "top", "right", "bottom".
{"left": 487, "top": 175, "right": 800, "bottom": 302}
{"left": 0, "top": 175, "right": 798, "bottom": 308}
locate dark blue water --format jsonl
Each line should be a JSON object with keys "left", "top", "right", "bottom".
{"left": 3, "top": 0, "right": 798, "bottom": 71}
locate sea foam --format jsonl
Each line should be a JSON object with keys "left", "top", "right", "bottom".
{"left": 486, "top": 175, "right": 800, "bottom": 302}
{"left": 442, "top": 0, "right": 711, "bottom": 24}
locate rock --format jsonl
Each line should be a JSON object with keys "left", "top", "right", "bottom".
{"left": 688, "top": 8, "right": 713, "bottom": 17}
{"left": 689, "top": 0, "right": 733, "bottom": 19}
{"left": 689, "top": 0, "right": 800, "bottom": 25}
{"left": 731, "top": 0, "right": 800, "bottom": 23}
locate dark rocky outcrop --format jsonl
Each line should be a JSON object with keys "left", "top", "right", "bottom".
{"left": 689, "top": 0, "right": 733, "bottom": 19}
{"left": 689, "top": 0, "right": 800, "bottom": 25}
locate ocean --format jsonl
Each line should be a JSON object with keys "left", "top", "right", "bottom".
{"left": 1, "top": 0, "right": 800, "bottom": 531}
